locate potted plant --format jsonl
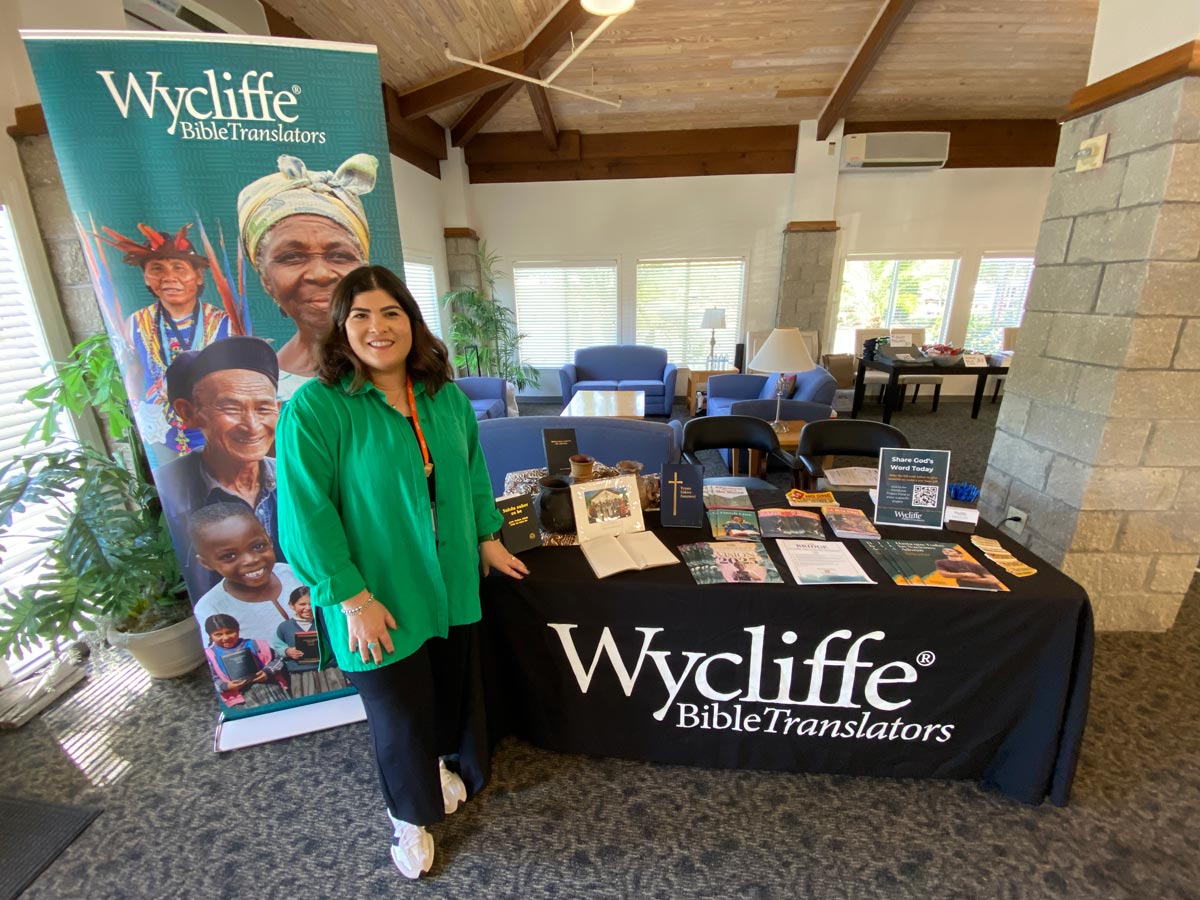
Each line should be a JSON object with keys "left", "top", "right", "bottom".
{"left": 441, "top": 243, "right": 540, "bottom": 392}
{"left": 0, "top": 334, "right": 203, "bottom": 678}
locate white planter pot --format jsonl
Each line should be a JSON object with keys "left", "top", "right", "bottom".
{"left": 108, "top": 615, "right": 206, "bottom": 679}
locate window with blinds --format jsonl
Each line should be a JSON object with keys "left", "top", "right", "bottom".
{"left": 832, "top": 257, "right": 960, "bottom": 353}
{"left": 512, "top": 262, "right": 619, "bottom": 367}
{"left": 635, "top": 258, "right": 745, "bottom": 369}
{"left": 402, "top": 259, "right": 442, "bottom": 338}
{"left": 0, "top": 206, "right": 78, "bottom": 667}
{"left": 964, "top": 257, "right": 1033, "bottom": 353}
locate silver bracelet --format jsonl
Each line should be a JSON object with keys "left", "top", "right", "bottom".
{"left": 343, "top": 593, "right": 377, "bottom": 617}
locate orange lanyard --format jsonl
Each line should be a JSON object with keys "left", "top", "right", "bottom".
{"left": 406, "top": 377, "right": 433, "bottom": 477}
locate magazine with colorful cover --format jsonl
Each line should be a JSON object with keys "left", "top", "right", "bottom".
{"left": 679, "top": 541, "right": 784, "bottom": 585}
{"left": 776, "top": 540, "right": 876, "bottom": 585}
{"left": 757, "top": 508, "right": 825, "bottom": 540}
{"left": 707, "top": 509, "right": 762, "bottom": 541}
{"left": 822, "top": 506, "right": 881, "bottom": 540}
{"left": 702, "top": 485, "right": 754, "bottom": 510}
{"left": 864, "top": 540, "right": 1009, "bottom": 591}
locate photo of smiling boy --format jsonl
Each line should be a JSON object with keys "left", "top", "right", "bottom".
{"left": 190, "top": 501, "right": 307, "bottom": 646}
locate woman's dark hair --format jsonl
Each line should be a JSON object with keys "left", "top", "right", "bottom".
{"left": 316, "top": 265, "right": 452, "bottom": 394}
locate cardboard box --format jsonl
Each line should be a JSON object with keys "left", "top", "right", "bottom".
{"left": 822, "top": 353, "right": 857, "bottom": 389}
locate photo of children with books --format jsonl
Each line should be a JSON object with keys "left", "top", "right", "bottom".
{"left": 203, "top": 613, "right": 290, "bottom": 708}
{"left": 189, "top": 501, "right": 349, "bottom": 703}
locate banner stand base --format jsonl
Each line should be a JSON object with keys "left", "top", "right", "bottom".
{"left": 213, "top": 694, "right": 365, "bottom": 752}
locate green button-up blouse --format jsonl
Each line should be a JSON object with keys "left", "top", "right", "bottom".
{"left": 275, "top": 373, "right": 503, "bottom": 672}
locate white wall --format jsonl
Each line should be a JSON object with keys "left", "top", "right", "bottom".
{"left": 391, "top": 156, "right": 450, "bottom": 332}
{"left": 472, "top": 173, "right": 794, "bottom": 394}
{"left": 835, "top": 166, "right": 1052, "bottom": 394}
{"left": 1088, "top": 0, "right": 1200, "bottom": 84}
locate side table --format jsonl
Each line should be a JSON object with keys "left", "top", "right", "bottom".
{"left": 686, "top": 368, "right": 733, "bottom": 415}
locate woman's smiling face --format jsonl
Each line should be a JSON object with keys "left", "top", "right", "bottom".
{"left": 344, "top": 288, "right": 413, "bottom": 378}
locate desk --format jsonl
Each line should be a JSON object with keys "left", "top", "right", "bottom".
{"left": 562, "top": 390, "right": 646, "bottom": 418}
{"left": 480, "top": 493, "right": 1092, "bottom": 806}
{"left": 851, "top": 358, "right": 1010, "bottom": 424}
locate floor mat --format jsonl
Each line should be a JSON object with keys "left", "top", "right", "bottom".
{"left": 0, "top": 795, "right": 100, "bottom": 900}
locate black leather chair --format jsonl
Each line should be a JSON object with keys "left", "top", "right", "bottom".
{"left": 793, "top": 420, "right": 910, "bottom": 491}
{"left": 682, "top": 415, "right": 798, "bottom": 491}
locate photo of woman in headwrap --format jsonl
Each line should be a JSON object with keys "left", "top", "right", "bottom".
{"left": 238, "top": 154, "right": 377, "bottom": 400}
{"left": 100, "top": 223, "right": 232, "bottom": 465}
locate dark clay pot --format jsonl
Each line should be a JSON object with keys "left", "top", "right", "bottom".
{"left": 536, "top": 475, "right": 576, "bottom": 534}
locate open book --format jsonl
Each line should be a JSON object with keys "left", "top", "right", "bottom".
{"left": 579, "top": 530, "right": 679, "bottom": 579}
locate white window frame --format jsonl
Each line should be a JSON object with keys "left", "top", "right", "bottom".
{"left": 634, "top": 257, "right": 747, "bottom": 370}
{"left": 830, "top": 253, "right": 962, "bottom": 353}
{"left": 401, "top": 253, "right": 443, "bottom": 338}
{"left": 963, "top": 252, "right": 1034, "bottom": 353}
{"left": 511, "top": 258, "right": 620, "bottom": 368}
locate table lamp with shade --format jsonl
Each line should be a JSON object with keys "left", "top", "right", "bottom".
{"left": 747, "top": 327, "right": 816, "bottom": 433}
{"left": 700, "top": 307, "right": 726, "bottom": 370}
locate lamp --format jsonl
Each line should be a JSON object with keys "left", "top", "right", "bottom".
{"left": 581, "top": 0, "right": 635, "bottom": 15}
{"left": 700, "top": 307, "right": 726, "bottom": 370}
{"left": 747, "top": 327, "right": 816, "bottom": 433}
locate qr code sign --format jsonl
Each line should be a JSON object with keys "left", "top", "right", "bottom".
{"left": 912, "top": 484, "right": 939, "bottom": 508}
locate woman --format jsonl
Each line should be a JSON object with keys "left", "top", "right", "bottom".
{"left": 275, "top": 265, "right": 528, "bottom": 879}
{"left": 238, "top": 154, "right": 376, "bottom": 399}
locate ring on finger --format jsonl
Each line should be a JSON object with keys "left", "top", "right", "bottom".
{"left": 367, "top": 641, "right": 379, "bottom": 650}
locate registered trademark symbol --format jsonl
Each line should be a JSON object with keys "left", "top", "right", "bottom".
{"left": 916, "top": 651, "right": 936, "bottom": 667}
{"left": 292, "top": 85, "right": 302, "bottom": 93}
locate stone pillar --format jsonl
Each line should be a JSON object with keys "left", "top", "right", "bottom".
{"left": 776, "top": 221, "right": 837, "bottom": 347}
{"left": 14, "top": 134, "right": 103, "bottom": 343}
{"left": 980, "top": 74, "right": 1200, "bottom": 631}
{"left": 444, "top": 227, "right": 482, "bottom": 293}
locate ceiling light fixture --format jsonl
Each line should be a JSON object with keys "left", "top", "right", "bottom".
{"left": 581, "top": 0, "right": 635, "bottom": 16}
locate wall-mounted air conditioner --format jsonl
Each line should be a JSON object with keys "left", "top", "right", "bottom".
{"left": 840, "top": 132, "right": 951, "bottom": 172}
{"left": 123, "top": 0, "right": 256, "bottom": 34}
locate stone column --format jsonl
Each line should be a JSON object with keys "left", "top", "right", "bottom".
{"left": 443, "top": 227, "right": 481, "bottom": 293}
{"left": 14, "top": 134, "right": 103, "bottom": 343}
{"left": 776, "top": 221, "right": 837, "bottom": 350}
{"left": 980, "top": 75, "right": 1200, "bottom": 631}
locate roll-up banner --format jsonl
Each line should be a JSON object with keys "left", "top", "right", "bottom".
{"left": 23, "top": 30, "right": 404, "bottom": 749}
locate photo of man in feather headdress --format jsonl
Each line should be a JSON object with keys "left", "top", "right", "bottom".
{"left": 99, "top": 222, "right": 238, "bottom": 466}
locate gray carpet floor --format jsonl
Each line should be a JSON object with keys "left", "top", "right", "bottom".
{"left": 2, "top": 396, "right": 1197, "bottom": 899}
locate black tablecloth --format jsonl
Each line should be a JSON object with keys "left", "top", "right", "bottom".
{"left": 479, "top": 492, "right": 1093, "bottom": 806}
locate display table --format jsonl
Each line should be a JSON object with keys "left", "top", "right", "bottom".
{"left": 851, "top": 357, "right": 1011, "bottom": 424}
{"left": 480, "top": 493, "right": 1092, "bottom": 806}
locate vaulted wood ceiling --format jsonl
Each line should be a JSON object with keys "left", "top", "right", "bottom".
{"left": 263, "top": 0, "right": 1098, "bottom": 179}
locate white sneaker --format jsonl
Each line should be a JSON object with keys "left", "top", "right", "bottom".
{"left": 388, "top": 814, "right": 434, "bottom": 879}
{"left": 439, "top": 759, "right": 467, "bottom": 814}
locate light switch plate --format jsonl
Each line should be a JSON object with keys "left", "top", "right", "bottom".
{"left": 1076, "top": 134, "right": 1109, "bottom": 172}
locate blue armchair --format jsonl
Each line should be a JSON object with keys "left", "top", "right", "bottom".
{"left": 456, "top": 377, "right": 508, "bottom": 420}
{"left": 477, "top": 416, "right": 684, "bottom": 497}
{"left": 706, "top": 368, "right": 837, "bottom": 418}
{"left": 559, "top": 345, "right": 679, "bottom": 416}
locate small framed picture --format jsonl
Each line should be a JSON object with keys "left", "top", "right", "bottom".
{"left": 570, "top": 474, "right": 644, "bottom": 542}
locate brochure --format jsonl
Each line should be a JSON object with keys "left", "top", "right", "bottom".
{"left": 864, "top": 540, "right": 1009, "bottom": 591}
{"left": 757, "top": 508, "right": 825, "bottom": 540}
{"left": 679, "top": 540, "right": 784, "bottom": 585}
{"left": 707, "top": 509, "right": 762, "bottom": 541}
{"left": 785, "top": 489, "right": 838, "bottom": 508}
{"left": 776, "top": 540, "right": 876, "bottom": 585}
{"left": 702, "top": 485, "right": 753, "bottom": 510}
{"left": 822, "top": 506, "right": 881, "bottom": 540}
{"left": 874, "top": 448, "right": 950, "bottom": 529}
{"left": 823, "top": 467, "right": 880, "bottom": 488}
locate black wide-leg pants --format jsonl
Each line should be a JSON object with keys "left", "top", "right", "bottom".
{"left": 345, "top": 623, "right": 490, "bottom": 826}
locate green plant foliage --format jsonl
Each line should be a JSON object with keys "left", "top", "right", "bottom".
{"left": 441, "top": 243, "right": 540, "bottom": 391}
{"left": 0, "top": 340, "right": 187, "bottom": 661}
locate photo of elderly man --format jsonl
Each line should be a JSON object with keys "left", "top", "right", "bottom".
{"left": 155, "top": 336, "right": 282, "bottom": 600}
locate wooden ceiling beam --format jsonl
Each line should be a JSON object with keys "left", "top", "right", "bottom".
{"left": 262, "top": 0, "right": 447, "bottom": 177}
{"left": 527, "top": 85, "right": 560, "bottom": 150}
{"left": 450, "top": 2, "right": 597, "bottom": 147}
{"left": 817, "top": 0, "right": 916, "bottom": 141}
{"left": 398, "top": 50, "right": 524, "bottom": 119}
